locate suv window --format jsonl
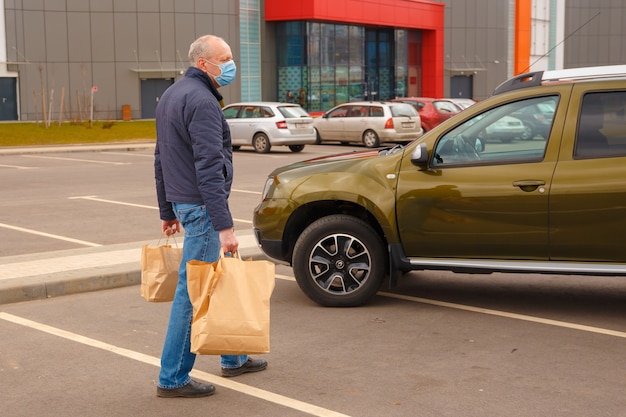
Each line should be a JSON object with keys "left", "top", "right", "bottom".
{"left": 575, "top": 91, "right": 626, "bottom": 159}
{"left": 433, "top": 96, "right": 557, "bottom": 166}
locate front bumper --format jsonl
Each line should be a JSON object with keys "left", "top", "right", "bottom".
{"left": 254, "top": 228, "right": 289, "bottom": 265}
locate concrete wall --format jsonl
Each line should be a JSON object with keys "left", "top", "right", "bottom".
{"left": 4, "top": 0, "right": 240, "bottom": 121}
{"left": 441, "top": 0, "right": 513, "bottom": 101}
{"left": 563, "top": 0, "right": 626, "bottom": 68}
{"left": 3, "top": 0, "right": 626, "bottom": 120}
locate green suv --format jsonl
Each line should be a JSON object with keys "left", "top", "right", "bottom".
{"left": 253, "top": 65, "right": 626, "bottom": 306}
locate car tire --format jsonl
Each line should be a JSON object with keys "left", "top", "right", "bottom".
{"left": 362, "top": 129, "right": 380, "bottom": 148}
{"left": 253, "top": 133, "right": 271, "bottom": 153}
{"left": 232, "top": 145, "right": 241, "bottom": 151}
{"left": 289, "top": 144, "right": 305, "bottom": 152}
{"left": 292, "top": 214, "right": 386, "bottom": 307}
{"left": 314, "top": 128, "right": 322, "bottom": 145}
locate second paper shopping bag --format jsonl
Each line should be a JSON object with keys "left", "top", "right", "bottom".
{"left": 187, "top": 253, "right": 275, "bottom": 355}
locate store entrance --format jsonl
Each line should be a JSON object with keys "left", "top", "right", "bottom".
{"left": 364, "top": 29, "right": 394, "bottom": 101}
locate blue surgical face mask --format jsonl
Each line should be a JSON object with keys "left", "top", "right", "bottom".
{"left": 209, "top": 60, "right": 237, "bottom": 87}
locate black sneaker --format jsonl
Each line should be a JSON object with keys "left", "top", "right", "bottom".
{"left": 157, "top": 379, "right": 216, "bottom": 398}
{"left": 221, "top": 358, "right": 268, "bottom": 377}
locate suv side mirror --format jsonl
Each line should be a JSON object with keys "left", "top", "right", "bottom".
{"left": 410, "top": 143, "right": 429, "bottom": 167}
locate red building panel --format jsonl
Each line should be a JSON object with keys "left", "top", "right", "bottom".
{"left": 265, "top": 0, "right": 445, "bottom": 97}
{"left": 265, "top": 0, "right": 443, "bottom": 30}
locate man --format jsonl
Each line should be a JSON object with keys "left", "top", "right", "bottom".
{"left": 154, "top": 34, "right": 267, "bottom": 398}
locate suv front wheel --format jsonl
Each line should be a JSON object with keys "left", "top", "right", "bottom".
{"left": 292, "top": 214, "right": 386, "bottom": 307}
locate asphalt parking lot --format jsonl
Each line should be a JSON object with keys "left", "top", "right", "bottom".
{"left": 1, "top": 143, "right": 625, "bottom": 417}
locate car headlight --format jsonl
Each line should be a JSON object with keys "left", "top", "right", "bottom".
{"left": 261, "top": 176, "right": 276, "bottom": 201}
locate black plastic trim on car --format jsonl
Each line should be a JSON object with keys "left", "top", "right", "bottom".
{"left": 493, "top": 71, "right": 544, "bottom": 95}
{"left": 253, "top": 229, "right": 286, "bottom": 264}
{"left": 388, "top": 243, "right": 626, "bottom": 284}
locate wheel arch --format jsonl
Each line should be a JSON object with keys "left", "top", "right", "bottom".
{"left": 252, "top": 130, "right": 270, "bottom": 143}
{"left": 252, "top": 131, "right": 271, "bottom": 153}
{"left": 282, "top": 200, "right": 390, "bottom": 266}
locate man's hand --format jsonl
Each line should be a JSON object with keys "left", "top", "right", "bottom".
{"left": 219, "top": 228, "right": 239, "bottom": 254}
{"left": 162, "top": 219, "right": 180, "bottom": 236}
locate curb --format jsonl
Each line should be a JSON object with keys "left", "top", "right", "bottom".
{"left": 0, "top": 243, "right": 266, "bottom": 306}
{"left": 0, "top": 143, "right": 267, "bottom": 305}
{"left": 0, "top": 142, "right": 156, "bottom": 156}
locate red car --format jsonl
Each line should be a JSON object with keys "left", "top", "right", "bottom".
{"left": 392, "top": 97, "right": 461, "bottom": 132}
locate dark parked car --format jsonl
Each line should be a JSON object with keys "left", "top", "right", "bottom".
{"left": 253, "top": 65, "right": 626, "bottom": 307}
{"left": 510, "top": 99, "right": 557, "bottom": 140}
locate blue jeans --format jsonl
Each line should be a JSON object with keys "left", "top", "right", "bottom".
{"left": 158, "top": 203, "right": 247, "bottom": 389}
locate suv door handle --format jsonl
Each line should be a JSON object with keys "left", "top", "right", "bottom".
{"left": 513, "top": 180, "right": 545, "bottom": 192}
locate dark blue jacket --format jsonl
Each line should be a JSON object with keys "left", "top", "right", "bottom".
{"left": 154, "top": 67, "right": 234, "bottom": 231}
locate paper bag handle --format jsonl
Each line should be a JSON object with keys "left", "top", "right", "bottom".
{"left": 219, "top": 248, "right": 241, "bottom": 259}
{"left": 157, "top": 233, "right": 179, "bottom": 248}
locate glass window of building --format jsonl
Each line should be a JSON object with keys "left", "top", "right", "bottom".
{"left": 276, "top": 22, "right": 420, "bottom": 112}
{"left": 277, "top": 22, "right": 307, "bottom": 106}
{"left": 240, "top": 0, "right": 262, "bottom": 101}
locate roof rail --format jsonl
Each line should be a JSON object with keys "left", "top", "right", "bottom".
{"left": 493, "top": 71, "right": 543, "bottom": 95}
{"left": 493, "top": 65, "right": 626, "bottom": 95}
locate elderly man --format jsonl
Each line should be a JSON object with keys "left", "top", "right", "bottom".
{"left": 154, "top": 34, "right": 267, "bottom": 398}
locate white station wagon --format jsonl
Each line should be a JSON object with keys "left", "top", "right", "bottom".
{"left": 313, "top": 101, "right": 424, "bottom": 148}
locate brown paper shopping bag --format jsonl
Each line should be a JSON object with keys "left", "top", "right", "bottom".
{"left": 187, "top": 252, "right": 275, "bottom": 355}
{"left": 140, "top": 235, "right": 182, "bottom": 302}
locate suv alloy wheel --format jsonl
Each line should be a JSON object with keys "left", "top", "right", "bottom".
{"left": 292, "top": 215, "right": 386, "bottom": 306}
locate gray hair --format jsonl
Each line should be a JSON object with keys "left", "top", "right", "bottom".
{"left": 188, "top": 35, "right": 224, "bottom": 66}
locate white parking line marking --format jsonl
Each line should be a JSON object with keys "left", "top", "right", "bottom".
{"left": 69, "top": 195, "right": 156, "bottom": 210}
{"left": 379, "top": 291, "right": 626, "bottom": 339}
{"left": 277, "top": 274, "right": 624, "bottom": 338}
{"left": 0, "top": 312, "right": 352, "bottom": 417}
{"left": 234, "top": 153, "right": 287, "bottom": 159}
{"left": 69, "top": 196, "right": 253, "bottom": 224}
{"left": 22, "top": 155, "right": 130, "bottom": 165}
{"left": 276, "top": 274, "right": 296, "bottom": 281}
{"left": 104, "top": 152, "right": 154, "bottom": 157}
{"left": 0, "top": 163, "right": 35, "bottom": 169}
{"left": 232, "top": 188, "right": 262, "bottom": 195}
{"left": 0, "top": 222, "right": 101, "bottom": 247}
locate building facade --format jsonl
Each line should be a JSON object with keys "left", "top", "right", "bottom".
{"left": 263, "top": 0, "right": 445, "bottom": 113}
{"left": 1, "top": 0, "right": 241, "bottom": 122}
{"left": 0, "top": 0, "right": 624, "bottom": 122}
